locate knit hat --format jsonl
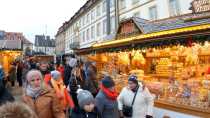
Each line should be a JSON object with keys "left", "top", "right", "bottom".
{"left": 77, "top": 90, "right": 95, "bottom": 108}
{"left": 101, "top": 76, "right": 115, "bottom": 88}
{"left": 128, "top": 75, "right": 138, "bottom": 84}
{"left": 50, "top": 71, "right": 61, "bottom": 80}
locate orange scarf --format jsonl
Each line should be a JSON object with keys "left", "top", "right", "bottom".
{"left": 51, "top": 79, "right": 74, "bottom": 109}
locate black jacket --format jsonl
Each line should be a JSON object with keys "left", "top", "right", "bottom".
{"left": 0, "top": 81, "right": 14, "bottom": 105}
{"left": 71, "top": 107, "right": 99, "bottom": 118}
{"left": 64, "top": 65, "right": 72, "bottom": 86}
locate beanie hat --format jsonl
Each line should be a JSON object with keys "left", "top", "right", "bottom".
{"left": 101, "top": 76, "right": 115, "bottom": 88}
{"left": 77, "top": 90, "right": 95, "bottom": 108}
{"left": 50, "top": 71, "right": 61, "bottom": 80}
{"left": 128, "top": 75, "right": 138, "bottom": 84}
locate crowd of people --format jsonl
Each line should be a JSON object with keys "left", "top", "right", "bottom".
{"left": 0, "top": 55, "right": 154, "bottom": 118}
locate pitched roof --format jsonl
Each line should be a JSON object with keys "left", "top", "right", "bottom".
{"left": 121, "top": 12, "right": 210, "bottom": 35}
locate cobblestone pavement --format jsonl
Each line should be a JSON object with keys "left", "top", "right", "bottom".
{"left": 7, "top": 84, "right": 23, "bottom": 101}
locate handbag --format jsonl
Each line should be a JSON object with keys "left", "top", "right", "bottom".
{"left": 122, "top": 86, "right": 139, "bottom": 117}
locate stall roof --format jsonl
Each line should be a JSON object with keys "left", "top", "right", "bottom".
{"left": 92, "top": 12, "right": 210, "bottom": 48}
{"left": 0, "top": 40, "right": 22, "bottom": 50}
{"left": 124, "top": 12, "right": 210, "bottom": 34}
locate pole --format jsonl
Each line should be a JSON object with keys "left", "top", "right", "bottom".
{"left": 106, "top": 0, "right": 111, "bottom": 35}
{"left": 115, "top": 0, "right": 119, "bottom": 31}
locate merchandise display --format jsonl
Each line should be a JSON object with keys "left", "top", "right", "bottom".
{"left": 86, "top": 41, "right": 210, "bottom": 112}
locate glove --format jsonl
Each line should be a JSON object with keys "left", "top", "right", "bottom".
{"left": 146, "top": 115, "right": 153, "bottom": 118}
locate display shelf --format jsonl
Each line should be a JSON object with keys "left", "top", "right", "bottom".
{"left": 155, "top": 100, "right": 210, "bottom": 117}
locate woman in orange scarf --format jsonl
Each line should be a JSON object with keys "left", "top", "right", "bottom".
{"left": 50, "top": 70, "right": 74, "bottom": 110}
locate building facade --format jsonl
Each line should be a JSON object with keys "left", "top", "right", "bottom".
{"left": 56, "top": 0, "right": 193, "bottom": 54}
{"left": 34, "top": 35, "right": 55, "bottom": 55}
{"left": 55, "top": 22, "right": 68, "bottom": 56}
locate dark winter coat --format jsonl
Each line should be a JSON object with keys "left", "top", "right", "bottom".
{"left": 0, "top": 81, "right": 14, "bottom": 105}
{"left": 9, "top": 65, "right": 16, "bottom": 81}
{"left": 71, "top": 107, "right": 99, "bottom": 118}
{"left": 95, "top": 90, "right": 120, "bottom": 118}
{"left": 84, "top": 68, "right": 98, "bottom": 97}
{"left": 0, "top": 68, "right": 5, "bottom": 81}
{"left": 64, "top": 65, "right": 72, "bottom": 86}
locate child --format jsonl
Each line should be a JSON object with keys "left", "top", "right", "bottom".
{"left": 71, "top": 89, "right": 98, "bottom": 118}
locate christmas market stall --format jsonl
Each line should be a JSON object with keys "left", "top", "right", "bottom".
{"left": 76, "top": 11, "right": 210, "bottom": 117}
{"left": 0, "top": 40, "right": 22, "bottom": 76}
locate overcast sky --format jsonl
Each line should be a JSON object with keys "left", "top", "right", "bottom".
{"left": 0, "top": 0, "right": 87, "bottom": 43}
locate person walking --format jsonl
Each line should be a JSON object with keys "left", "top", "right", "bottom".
{"left": 17, "top": 61, "right": 23, "bottom": 87}
{"left": 71, "top": 89, "right": 98, "bottom": 118}
{"left": 0, "top": 80, "right": 14, "bottom": 105}
{"left": 84, "top": 66, "right": 98, "bottom": 97}
{"left": 49, "top": 70, "right": 75, "bottom": 111}
{"left": 22, "top": 70, "right": 65, "bottom": 118}
{"left": 8, "top": 63, "right": 16, "bottom": 87}
{"left": 118, "top": 75, "right": 154, "bottom": 118}
{"left": 95, "top": 76, "right": 120, "bottom": 118}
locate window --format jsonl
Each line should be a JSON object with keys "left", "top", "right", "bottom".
{"left": 82, "top": 17, "right": 85, "bottom": 26}
{"left": 133, "top": 11, "right": 140, "bottom": 17}
{"left": 103, "top": 19, "right": 107, "bottom": 35}
{"left": 78, "top": 20, "right": 81, "bottom": 28}
{"left": 82, "top": 31, "right": 85, "bottom": 42}
{"left": 91, "top": 9, "right": 95, "bottom": 21}
{"left": 91, "top": 25, "right": 95, "bottom": 39}
{"left": 87, "top": 13, "right": 90, "bottom": 24}
{"left": 169, "top": 0, "right": 180, "bottom": 16}
{"left": 96, "top": 22, "right": 101, "bottom": 37}
{"left": 110, "top": 0, "right": 114, "bottom": 8}
{"left": 111, "top": 16, "right": 115, "bottom": 33}
{"left": 149, "top": 6, "right": 157, "bottom": 20}
{"left": 86, "top": 29, "right": 90, "bottom": 41}
{"left": 102, "top": 1, "right": 106, "bottom": 13}
{"left": 132, "top": 0, "right": 139, "bottom": 4}
{"left": 119, "top": 0, "right": 126, "bottom": 9}
{"left": 96, "top": 5, "right": 101, "bottom": 17}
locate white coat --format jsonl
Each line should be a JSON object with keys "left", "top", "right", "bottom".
{"left": 117, "top": 86, "right": 154, "bottom": 118}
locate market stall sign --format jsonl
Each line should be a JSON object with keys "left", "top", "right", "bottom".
{"left": 192, "top": 0, "right": 210, "bottom": 13}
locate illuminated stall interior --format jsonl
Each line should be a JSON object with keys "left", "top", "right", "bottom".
{"left": 0, "top": 51, "right": 22, "bottom": 76}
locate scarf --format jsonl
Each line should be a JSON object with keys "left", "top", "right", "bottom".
{"left": 26, "top": 85, "right": 42, "bottom": 99}
{"left": 51, "top": 79, "right": 75, "bottom": 109}
{"left": 100, "top": 84, "right": 118, "bottom": 101}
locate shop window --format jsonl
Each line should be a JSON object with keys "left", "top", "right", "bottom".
{"left": 102, "top": 1, "right": 106, "bottom": 13}
{"left": 110, "top": 0, "right": 114, "bottom": 8}
{"left": 86, "top": 13, "right": 90, "bottom": 24}
{"left": 103, "top": 19, "right": 107, "bottom": 35}
{"left": 91, "top": 25, "right": 95, "bottom": 39}
{"left": 119, "top": 0, "right": 126, "bottom": 9}
{"left": 96, "top": 5, "right": 101, "bottom": 17}
{"left": 91, "top": 9, "right": 95, "bottom": 21}
{"left": 86, "top": 28, "right": 90, "bottom": 41}
{"left": 97, "top": 22, "right": 101, "bottom": 37}
{"left": 169, "top": 0, "right": 180, "bottom": 16}
{"left": 111, "top": 16, "right": 115, "bottom": 33}
{"left": 149, "top": 5, "right": 158, "bottom": 20}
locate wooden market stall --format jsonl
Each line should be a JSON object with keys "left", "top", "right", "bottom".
{"left": 0, "top": 40, "right": 22, "bottom": 76}
{"left": 76, "top": 10, "right": 210, "bottom": 117}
